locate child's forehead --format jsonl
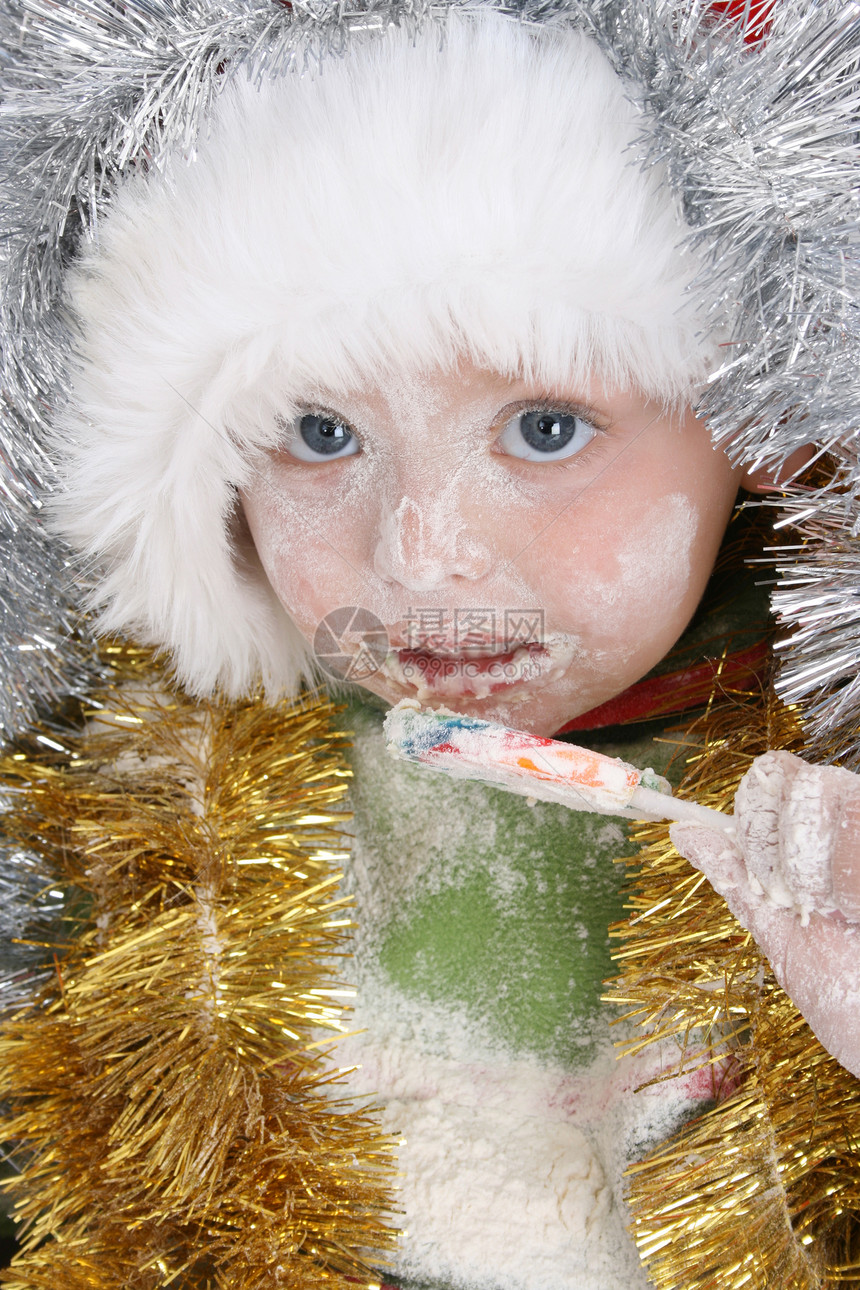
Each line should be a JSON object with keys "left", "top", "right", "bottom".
{"left": 290, "top": 356, "right": 682, "bottom": 438}
{"left": 294, "top": 364, "right": 535, "bottom": 445}
{"left": 286, "top": 347, "right": 687, "bottom": 438}
{"left": 301, "top": 359, "right": 520, "bottom": 408}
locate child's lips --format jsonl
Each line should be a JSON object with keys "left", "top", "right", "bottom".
{"left": 382, "top": 639, "right": 576, "bottom": 700}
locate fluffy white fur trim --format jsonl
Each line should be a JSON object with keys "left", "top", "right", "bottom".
{"left": 55, "top": 8, "right": 717, "bottom": 697}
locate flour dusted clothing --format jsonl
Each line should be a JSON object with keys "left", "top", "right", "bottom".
{"left": 336, "top": 699, "right": 717, "bottom": 1290}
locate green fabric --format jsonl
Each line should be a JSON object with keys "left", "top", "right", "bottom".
{"left": 344, "top": 701, "right": 676, "bottom": 1067}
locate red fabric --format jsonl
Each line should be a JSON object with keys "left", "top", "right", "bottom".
{"left": 708, "top": 0, "right": 775, "bottom": 43}
{"left": 555, "top": 640, "right": 769, "bottom": 734}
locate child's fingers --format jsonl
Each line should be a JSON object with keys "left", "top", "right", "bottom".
{"left": 669, "top": 819, "right": 831, "bottom": 969}
{"left": 669, "top": 822, "right": 759, "bottom": 926}
{"left": 734, "top": 751, "right": 860, "bottom": 922}
{"left": 670, "top": 818, "right": 802, "bottom": 954}
{"left": 832, "top": 783, "right": 860, "bottom": 919}
{"left": 670, "top": 821, "right": 860, "bottom": 1079}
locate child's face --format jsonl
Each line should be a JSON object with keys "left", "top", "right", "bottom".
{"left": 241, "top": 360, "right": 741, "bottom": 735}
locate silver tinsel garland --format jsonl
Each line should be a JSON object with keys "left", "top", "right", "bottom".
{"left": 0, "top": 0, "right": 858, "bottom": 754}
{"left": 0, "top": 842, "right": 64, "bottom": 1015}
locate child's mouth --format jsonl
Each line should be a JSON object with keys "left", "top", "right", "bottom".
{"left": 382, "top": 639, "right": 575, "bottom": 701}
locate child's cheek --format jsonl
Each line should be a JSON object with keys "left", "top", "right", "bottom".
{"left": 241, "top": 475, "right": 376, "bottom": 635}
{"left": 536, "top": 492, "right": 701, "bottom": 662}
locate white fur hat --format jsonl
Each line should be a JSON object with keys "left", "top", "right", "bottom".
{"left": 54, "top": 7, "right": 716, "bottom": 698}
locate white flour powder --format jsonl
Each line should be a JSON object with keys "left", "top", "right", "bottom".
{"left": 336, "top": 983, "right": 650, "bottom": 1290}
{"left": 334, "top": 709, "right": 711, "bottom": 1290}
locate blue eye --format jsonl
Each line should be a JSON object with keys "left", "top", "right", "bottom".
{"left": 497, "top": 409, "right": 597, "bottom": 462}
{"left": 285, "top": 412, "right": 360, "bottom": 462}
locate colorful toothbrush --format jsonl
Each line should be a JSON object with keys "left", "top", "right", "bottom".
{"left": 384, "top": 701, "right": 733, "bottom": 829}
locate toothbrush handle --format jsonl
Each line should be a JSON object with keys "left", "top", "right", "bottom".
{"left": 629, "top": 785, "right": 734, "bottom": 831}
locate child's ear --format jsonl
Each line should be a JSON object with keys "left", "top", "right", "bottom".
{"left": 738, "top": 444, "right": 817, "bottom": 493}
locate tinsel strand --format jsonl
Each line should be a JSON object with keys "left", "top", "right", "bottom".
{"left": 0, "top": 644, "right": 398, "bottom": 1288}
{"left": 607, "top": 683, "right": 860, "bottom": 1289}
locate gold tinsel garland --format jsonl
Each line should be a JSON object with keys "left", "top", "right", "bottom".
{"left": 8, "top": 625, "right": 860, "bottom": 1288}
{"left": 608, "top": 682, "right": 860, "bottom": 1289}
{"left": 0, "top": 643, "right": 397, "bottom": 1288}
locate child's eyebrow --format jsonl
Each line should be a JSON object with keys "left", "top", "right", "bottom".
{"left": 498, "top": 388, "right": 609, "bottom": 426}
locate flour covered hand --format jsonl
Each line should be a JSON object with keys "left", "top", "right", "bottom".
{"left": 671, "top": 750, "right": 860, "bottom": 1077}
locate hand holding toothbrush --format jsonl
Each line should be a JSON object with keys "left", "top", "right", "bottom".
{"left": 672, "top": 750, "right": 860, "bottom": 1079}
{"left": 385, "top": 703, "right": 860, "bottom": 1078}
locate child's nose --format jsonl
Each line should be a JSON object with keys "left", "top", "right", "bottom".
{"left": 372, "top": 495, "right": 495, "bottom": 592}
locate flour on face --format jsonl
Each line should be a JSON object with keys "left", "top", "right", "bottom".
{"left": 241, "top": 361, "right": 739, "bottom": 734}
